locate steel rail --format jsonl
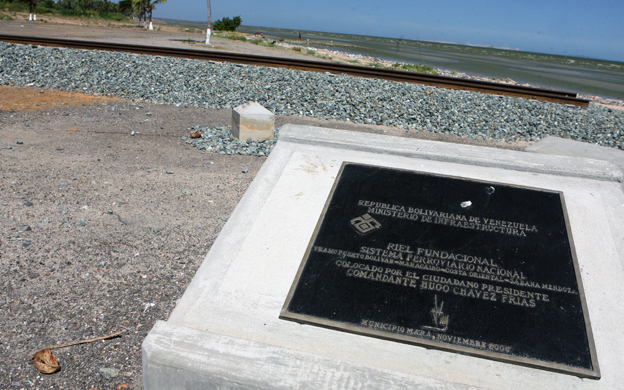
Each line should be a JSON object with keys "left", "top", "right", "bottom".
{"left": 1, "top": 34, "right": 589, "bottom": 107}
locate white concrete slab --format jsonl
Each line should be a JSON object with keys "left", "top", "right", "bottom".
{"left": 525, "top": 136, "right": 624, "bottom": 173}
{"left": 143, "top": 124, "right": 624, "bottom": 389}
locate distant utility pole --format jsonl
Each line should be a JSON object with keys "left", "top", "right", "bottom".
{"left": 206, "top": 0, "right": 211, "bottom": 45}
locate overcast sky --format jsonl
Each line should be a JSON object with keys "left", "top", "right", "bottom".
{"left": 151, "top": 0, "right": 624, "bottom": 62}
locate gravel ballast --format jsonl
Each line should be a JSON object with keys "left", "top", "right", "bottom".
{"left": 1, "top": 42, "right": 622, "bottom": 150}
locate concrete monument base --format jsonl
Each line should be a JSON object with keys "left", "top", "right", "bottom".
{"left": 143, "top": 125, "right": 624, "bottom": 389}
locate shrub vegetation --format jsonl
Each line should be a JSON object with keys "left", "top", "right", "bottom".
{"left": 392, "top": 62, "right": 438, "bottom": 75}
{"left": 212, "top": 16, "right": 241, "bottom": 31}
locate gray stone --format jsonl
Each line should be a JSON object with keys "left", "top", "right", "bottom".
{"left": 1, "top": 41, "right": 622, "bottom": 150}
{"left": 19, "top": 225, "right": 31, "bottom": 232}
{"left": 98, "top": 367, "right": 119, "bottom": 380}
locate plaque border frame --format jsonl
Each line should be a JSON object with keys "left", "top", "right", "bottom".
{"left": 280, "top": 161, "right": 600, "bottom": 379}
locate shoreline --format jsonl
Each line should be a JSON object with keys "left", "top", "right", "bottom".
{"left": 250, "top": 37, "right": 624, "bottom": 109}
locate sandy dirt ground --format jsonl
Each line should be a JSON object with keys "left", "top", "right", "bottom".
{"left": 0, "top": 18, "right": 333, "bottom": 62}
{"left": 0, "top": 86, "right": 264, "bottom": 389}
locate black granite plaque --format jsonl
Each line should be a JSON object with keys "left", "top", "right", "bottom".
{"left": 280, "top": 162, "right": 599, "bottom": 378}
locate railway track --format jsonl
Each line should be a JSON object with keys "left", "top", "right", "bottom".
{"left": 1, "top": 34, "right": 589, "bottom": 107}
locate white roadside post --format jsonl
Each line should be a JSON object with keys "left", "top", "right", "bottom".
{"left": 149, "top": 21, "right": 153, "bottom": 30}
{"left": 29, "top": 13, "right": 32, "bottom": 21}
{"left": 206, "top": 0, "right": 211, "bottom": 45}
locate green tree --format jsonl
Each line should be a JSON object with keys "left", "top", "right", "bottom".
{"left": 212, "top": 16, "right": 241, "bottom": 31}
{"left": 131, "top": 0, "right": 148, "bottom": 27}
{"left": 146, "top": 0, "right": 165, "bottom": 29}
{"left": 118, "top": 0, "right": 136, "bottom": 16}
{"left": 28, "top": 0, "right": 37, "bottom": 20}
{"left": 131, "top": 0, "right": 165, "bottom": 30}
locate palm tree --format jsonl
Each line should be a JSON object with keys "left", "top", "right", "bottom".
{"left": 146, "top": 0, "right": 166, "bottom": 30}
{"left": 132, "top": 0, "right": 149, "bottom": 28}
{"left": 206, "top": 0, "right": 211, "bottom": 45}
{"left": 118, "top": 0, "right": 136, "bottom": 18}
{"left": 28, "top": 0, "right": 37, "bottom": 21}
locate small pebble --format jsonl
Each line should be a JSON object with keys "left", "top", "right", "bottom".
{"left": 241, "top": 167, "right": 249, "bottom": 173}
{"left": 166, "top": 170, "right": 174, "bottom": 174}
{"left": 25, "top": 201, "right": 33, "bottom": 207}
{"left": 16, "top": 140, "right": 23, "bottom": 144}
{"left": 19, "top": 225, "right": 31, "bottom": 232}
{"left": 107, "top": 209, "right": 113, "bottom": 214}
{"left": 76, "top": 218, "right": 87, "bottom": 226}
{"left": 22, "top": 240, "right": 31, "bottom": 248}
{"left": 221, "top": 216, "right": 229, "bottom": 222}
{"left": 99, "top": 367, "right": 119, "bottom": 380}
{"left": 181, "top": 189, "right": 193, "bottom": 195}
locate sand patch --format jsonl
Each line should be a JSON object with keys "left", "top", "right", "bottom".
{"left": 0, "top": 85, "right": 125, "bottom": 112}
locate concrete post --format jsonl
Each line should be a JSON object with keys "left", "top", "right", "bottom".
{"left": 231, "top": 102, "right": 275, "bottom": 141}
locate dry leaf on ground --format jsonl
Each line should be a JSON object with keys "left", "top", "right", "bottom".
{"left": 116, "top": 385, "right": 129, "bottom": 390}
{"left": 190, "top": 130, "right": 202, "bottom": 138}
{"left": 33, "top": 348, "right": 61, "bottom": 374}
